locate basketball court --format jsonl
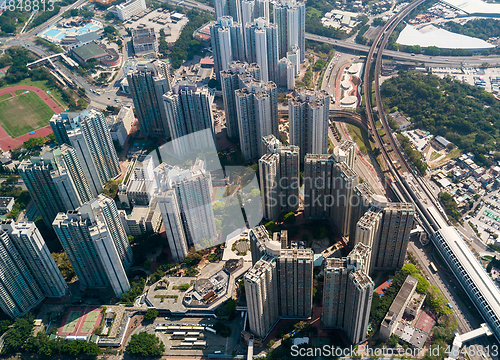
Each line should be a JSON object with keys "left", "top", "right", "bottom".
{"left": 415, "top": 310, "right": 435, "bottom": 334}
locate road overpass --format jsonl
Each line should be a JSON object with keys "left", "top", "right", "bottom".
{"left": 306, "top": 33, "right": 500, "bottom": 67}
{"left": 278, "top": 109, "right": 370, "bottom": 134}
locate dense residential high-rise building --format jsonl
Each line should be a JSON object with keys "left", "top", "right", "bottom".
{"left": 278, "top": 248, "right": 314, "bottom": 318}
{"left": 340, "top": 140, "right": 355, "bottom": 169}
{"left": 245, "top": 254, "right": 279, "bottom": 338}
{"left": 278, "top": 57, "right": 295, "bottom": 90}
{"left": 121, "top": 154, "right": 157, "bottom": 207}
{"left": 273, "top": 0, "right": 305, "bottom": 63}
{"left": 235, "top": 79, "right": 278, "bottom": 159}
{"left": 354, "top": 195, "right": 415, "bottom": 274}
{"left": 322, "top": 245, "right": 374, "bottom": 344}
{"left": 221, "top": 61, "right": 261, "bottom": 139}
{"left": 49, "top": 110, "right": 121, "bottom": 196}
{"left": 163, "top": 82, "right": 215, "bottom": 154}
{"left": 155, "top": 160, "right": 217, "bottom": 254}
{"left": 303, "top": 153, "right": 358, "bottom": 237}
{"left": 259, "top": 151, "right": 280, "bottom": 220}
{"left": 246, "top": 226, "right": 313, "bottom": 339}
{"left": 259, "top": 135, "right": 299, "bottom": 220}
{"left": 19, "top": 145, "right": 94, "bottom": 227}
{"left": 157, "top": 189, "right": 188, "bottom": 262}
{"left": 127, "top": 60, "right": 171, "bottom": 137}
{"left": 289, "top": 88, "right": 330, "bottom": 161}
{"left": 210, "top": 16, "right": 245, "bottom": 79}
{"left": 245, "top": 18, "right": 279, "bottom": 82}
{"left": 349, "top": 183, "right": 373, "bottom": 244}
{"left": 215, "top": 0, "right": 242, "bottom": 23}
{"left": 249, "top": 225, "right": 283, "bottom": 265}
{"left": 52, "top": 195, "right": 133, "bottom": 297}
{"left": 0, "top": 221, "right": 67, "bottom": 318}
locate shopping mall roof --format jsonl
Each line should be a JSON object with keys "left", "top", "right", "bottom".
{"left": 442, "top": 0, "right": 500, "bottom": 15}
{"left": 397, "top": 24, "right": 494, "bottom": 50}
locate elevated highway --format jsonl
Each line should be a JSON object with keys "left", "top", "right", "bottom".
{"left": 278, "top": 109, "right": 370, "bottom": 134}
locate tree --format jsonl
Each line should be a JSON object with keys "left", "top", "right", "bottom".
{"left": 388, "top": 334, "right": 399, "bottom": 347}
{"left": 184, "top": 250, "right": 203, "bottom": 266}
{"left": 283, "top": 212, "right": 296, "bottom": 224}
{"left": 265, "top": 221, "right": 276, "bottom": 233}
{"left": 52, "top": 252, "right": 75, "bottom": 281}
{"left": 126, "top": 332, "right": 165, "bottom": 356}
{"left": 3, "top": 316, "right": 34, "bottom": 354}
{"left": 314, "top": 59, "right": 326, "bottom": 71}
{"left": 144, "top": 308, "right": 159, "bottom": 321}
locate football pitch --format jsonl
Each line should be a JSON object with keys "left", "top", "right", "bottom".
{"left": 0, "top": 92, "right": 54, "bottom": 138}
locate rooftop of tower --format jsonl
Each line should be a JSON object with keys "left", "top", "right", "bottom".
{"left": 292, "top": 87, "right": 329, "bottom": 104}
{"left": 304, "top": 154, "right": 333, "bottom": 162}
{"left": 280, "top": 247, "right": 313, "bottom": 260}
{"left": 246, "top": 253, "right": 276, "bottom": 282}
{"left": 357, "top": 208, "right": 383, "bottom": 229}
{"left": 260, "top": 152, "right": 279, "bottom": 164}
{"left": 336, "top": 161, "right": 357, "bottom": 180}
{"left": 355, "top": 183, "right": 373, "bottom": 199}
{"left": 349, "top": 243, "right": 371, "bottom": 259}
{"left": 351, "top": 269, "right": 373, "bottom": 289}
{"left": 340, "top": 140, "right": 355, "bottom": 152}
{"left": 324, "top": 257, "right": 347, "bottom": 270}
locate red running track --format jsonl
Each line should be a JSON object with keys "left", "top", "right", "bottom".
{"left": 0, "top": 86, "right": 62, "bottom": 151}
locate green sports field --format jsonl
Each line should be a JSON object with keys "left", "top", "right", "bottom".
{"left": 61, "top": 310, "right": 81, "bottom": 334}
{"left": 81, "top": 310, "right": 100, "bottom": 334}
{"left": 0, "top": 92, "right": 54, "bottom": 138}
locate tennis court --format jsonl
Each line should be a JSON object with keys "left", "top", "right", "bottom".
{"left": 80, "top": 309, "right": 102, "bottom": 335}
{"left": 57, "top": 307, "right": 103, "bottom": 337}
{"left": 61, "top": 310, "right": 81, "bottom": 334}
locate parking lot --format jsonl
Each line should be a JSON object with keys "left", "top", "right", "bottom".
{"left": 124, "top": 8, "right": 188, "bottom": 43}
{"left": 469, "top": 191, "right": 500, "bottom": 244}
{"left": 135, "top": 315, "right": 246, "bottom": 357}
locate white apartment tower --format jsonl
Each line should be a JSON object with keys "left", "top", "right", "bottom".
{"left": 354, "top": 195, "right": 415, "bottom": 274}
{"left": 52, "top": 195, "right": 133, "bottom": 297}
{"left": 289, "top": 88, "right": 330, "bottom": 161}
{"left": 235, "top": 79, "right": 278, "bottom": 159}
{"left": 215, "top": 0, "right": 242, "bottom": 23}
{"left": 303, "top": 154, "right": 358, "bottom": 237}
{"left": 322, "top": 248, "right": 374, "bottom": 344}
{"left": 0, "top": 221, "right": 67, "bottom": 318}
{"left": 49, "top": 110, "right": 121, "bottom": 197}
{"left": 210, "top": 16, "right": 245, "bottom": 79}
{"left": 220, "top": 61, "right": 261, "bottom": 139}
{"left": 278, "top": 57, "right": 295, "bottom": 90}
{"left": 259, "top": 135, "right": 299, "bottom": 220}
{"left": 154, "top": 160, "right": 217, "bottom": 254}
{"left": 157, "top": 189, "right": 188, "bottom": 262}
{"left": 273, "top": 0, "right": 305, "bottom": 63}
{"left": 245, "top": 254, "right": 280, "bottom": 339}
{"left": 278, "top": 248, "right": 314, "bottom": 318}
{"left": 18, "top": 145, "right": 94, "bottom": 227}
{"left": 244, "top": 18, "right": 279, "bottom": 83}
